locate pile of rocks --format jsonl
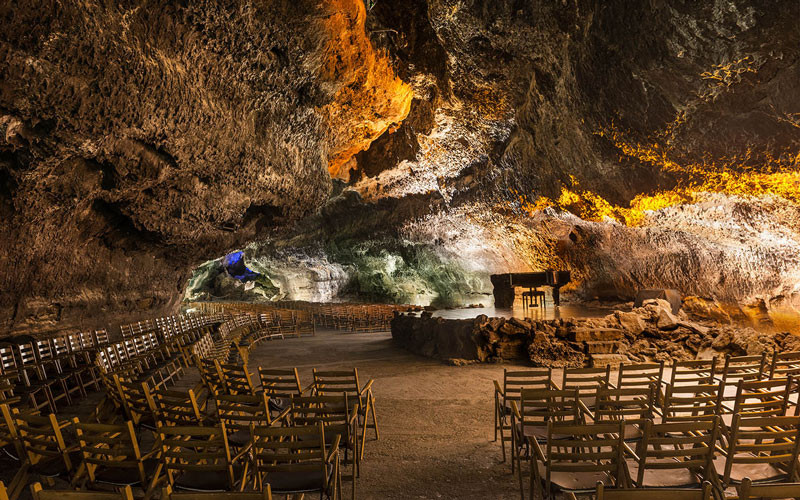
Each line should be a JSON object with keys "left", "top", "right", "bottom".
{"left": 390, "top": 299, "right": 800, "bottom": 367}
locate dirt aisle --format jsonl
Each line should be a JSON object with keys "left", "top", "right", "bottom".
{"left": 250, "top": 329, "right": 524, "bottom": 499}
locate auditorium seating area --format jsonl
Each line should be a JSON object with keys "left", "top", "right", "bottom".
{"left": 0, "top": 306, "right": 382, "bottom": 500}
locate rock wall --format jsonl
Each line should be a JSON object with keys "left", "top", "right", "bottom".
{"left": 391, "top": 300, "right": 800, "bottom": 367}
{"left": 0, "top": 0, "right": 408, "bottom": 334}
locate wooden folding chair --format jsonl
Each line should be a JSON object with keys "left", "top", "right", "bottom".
{"left": 719, "top": 377, "right": 792, "bottom": 432}
{"left": 0, "top": 344, "right": 55, "bottom": 413}
{"left": 719, "top": 354, "right": 767, "bottom": 403}
{"left": 250, "top": 422, "right": 341, "bottom": 500}
{"left": 152, "top": 388, "right": 207, "bottom": 427}
{"left": 31, "top": 482, "right": 134, "bottom": 500}
{"left": 660, "top": 381, "right": 723, "bottom": 422}
{"left": 577, "top": 480, "right": 713, "bottom": 500}
{"left": 115, "top": 376, "right": 158, "bottom": 431}
{"left": 493, "top": 368, "right": 554, "bottom": 463}
{"left": 218, "top": 363, "right": 257, "bottom": 396}
{"left": 768, "top": 351, "right": 800, "bottom": 379}
{"left": 161, "top": 484, "right": 272, "bottom": 500}
{"left": 14, "top": 411, "right": 79, "bottom": 489}
{"left": 214, "top": 393, "right": 282, "bottom": 450}
{"left": 717, "top": 415, "right": 800, "bottom": 487}
{"left": 289, "top": 394, "right": 359, "bottom": 497}
{"left": 592, "top": 385, "right": 657, "bottom": 441}
{"left": 737, "top": 477, "right": 800, "bottom": 500}
{"left": 312, "top": 368, "right": 377, "bottom": 458}
{"left": 196, "top": 358, "right": 224, "bottom": 396}
{"left": 617, "top": 362, "right": 664, "bottom": 390}
{"left": 559, "top": 366, "right": 611, "bottom": 409}
{"left": 529, "top": 420, "right": 627, "bottom": 500}
{"left": 0, "top": 405, "right": 29, "bottom": 500}
{"left": 72, "top": 419, "right": 162, "bottom": 499}
{"left": 627, "top": 418, "right": 719, "bottom": 489}
{"left": 158, "top": 423, "right": 249, "bottom": 492}
{"left": 510, "top": 388, "right": 581, "bottom": 479}
{"left": 668, "top": 359, "right": 718, "bottom": 386}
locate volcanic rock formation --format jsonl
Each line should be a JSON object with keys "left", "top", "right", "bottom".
{"left": 1, "top": 0, "right": 799, "bottom": 333}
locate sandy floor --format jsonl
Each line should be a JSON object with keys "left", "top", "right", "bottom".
{"left": 247, "top": 329, "right": 525, "bottom": 500}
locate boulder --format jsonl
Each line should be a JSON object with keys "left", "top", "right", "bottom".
{"left": 569, "top": 328, "right": 624, "bottom": 342}
{"left": 616, "top": 311, "right": 646, "bottom": 335}
{"left": 655, "top": 308, "right": 679, "bottom": 330}
{"left": 591, "top": 354, "right": 629, "bottom": 368}
{"left": 635, "top": 289, "right": 682, "bottom": 314}
{"left": 682, "top": 296, "right": 732, "bottom": 324}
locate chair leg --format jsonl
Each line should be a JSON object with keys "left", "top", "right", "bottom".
{"left": 369, "top": 398, "right": 379, "bottom": 440}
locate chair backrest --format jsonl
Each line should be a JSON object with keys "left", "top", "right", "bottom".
{"left": 197, "top": 358, "right": 224, "bottom": 395}
{"left": 115, "top": 376, "right": 157, "bottom": 425}
{"left": 218, "top": 363, "right": 256, "bottom": 395}
{"left": 561, "top": 366, "right": 611, "bottom": 397}
{"left": 158, "top": 424, "right": 237, "bottom": 490}
{"left": 633, "top": 418, "right": 719, "bottom": 486}
{"left": 729, "top": 376, "right": 792, "bottom": 418}
{"left": 161, "top": 485, "right": 272, "bottom": 500}
{"left": 519, "top": 388, "right": 581, "bottom": 428}
{"left": 258, "top": 368, "right": 302, "bottom": 399}
{"left": 215, "top": 393, "right": 272, "bottom": 434}
{"left": 312, "top": 368, "right": 360, "bottom": 398}
{"left": 14, "top": 411, "right": 74, "bottom": 471}
{"left": 288, "top": 394, "right": 352, "bottom": 443}
{"left": 595, "top": 481, "right": 713, "bottom": 500}
{"left": 152, "top": 388, "right": 204, "bottom": 426}
{"left": 720, "top": 354, "right": 767, "bottom": 386}
{"left": 73, "top": 419, "right": 148, "bottom": 486}
{"left": 0, "top": 404, "right": 24, "bottom": 459}
{"left": 661, "top": 381, "right": 723, "bottom": 421}
{"left": 594, "top": 385, "right": 657, "bottom": 425}
{"left": 31, "top": 483, "right": 134, "bottom": 500}
{"left": 545, "top": 421, "right": 626, "bottom": 491}
{"left": 502, "top": 368, "right": 554, "bottom": 403}
{"left": 669, "top": 359, "right": 717, "bottom": 386}
{"left": 769, "top": 351, "right": 800, "bottom": 379}
{"left": 737, "top": 477, "right": 800, "bottom": 500}
{"left": 250, "top": 422, "right": 331, "bottom": 493}
{"left": 617, "top": 362, "right": 664, "bottom": 390}
{"left": 721, "top": 415, "right": 800, "bottom": 485}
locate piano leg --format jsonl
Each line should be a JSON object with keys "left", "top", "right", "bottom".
{"left": 552, "top": 286, "right": 561, "bottom": 306}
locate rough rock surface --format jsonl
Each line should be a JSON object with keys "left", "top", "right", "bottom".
{"left": 0, "top": 0, "right": 408, "bottom": 333}
{"left": 391, "top": 299, "right": 795, "bottom": 367}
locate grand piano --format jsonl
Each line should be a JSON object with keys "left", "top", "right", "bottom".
{"left": 490, "top": 270, "right": 571, "bottom": 308}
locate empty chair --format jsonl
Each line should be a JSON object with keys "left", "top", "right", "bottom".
{"left": 313, "top": 368, "right": 378, "bottom": 456}
{"left": 152, "top": 387, "right": 207, "bottom": 427}
{"left": 716, "top": 415, "right": 800, "bottom": 487}
{"left": 158, "top": 423, "right": 248, "bottom": 492}
{"left": 218, "top": 363, "right": 257, "bottom": 396}
{"left": 592, "top": 385, "right": 657, "bottom": 441}
{"left": 214, "top": 393, "right": 277, "bottom": 449}
{"left": 529, "top": 420, "right": 627, "bottom": 500}
{"left": 31, "top": 483, "right": 134, "bottom": 500}
{"left": 617, "top": 362, "right": 664, "bottom": 391}
{"left": 627, "top": 418, "right": 719, "bottom": 488}
{"left": 494, "top": 368, "right": 554, "bottom": 462}
{"left": 0, "top": 343, "right": 56, "bottom": 413}
{"left": 768, "top": 351, "right": 800, "bottom": 379}
{"left": 668, "top": 359, "right": 717, "bottom": 387}
{"left": 719, "top": 376, "right": 792, "bottom": 429}
{"left": 72, "top": 419, "right": 162, "bottom": 498}
{"left": 115, "top": 376, "right": 158, "bottom": 431}
{"left": 511, "top": 388, "right": 581, "bottom": 476}
{"left": 660, "top": 381, "right": 723, "bottom": 422}
{"left": 719, "top": 354, "right": 767, "bottom": 401}
{"left": 250, "top": 422, "right": 341, "bottom": 500}
{"left": 559, "top": 366, "right": 611, "bottom": 409}
{"left": 14, "top": 411, "right": 79, "bottom": 488}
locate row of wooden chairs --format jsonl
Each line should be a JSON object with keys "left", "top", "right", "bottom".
{"left": 494, "top": 353, "right": 800, "bottom": 463}
{"left": 0, "top": 403, "right": 343, "bottom": 500}
{"left": 508, "top": 378, "right": 800, "bottom": 499}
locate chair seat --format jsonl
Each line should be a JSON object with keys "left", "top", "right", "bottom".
{"left": 227, "top": 430, "right": 251, "bottom": 448}
{"left": 30, "top": 451, "right": 82, "bottom": 478}
{"left": 94, "top": 458, "right": 160, "bottom": 486}
{"left": 537, "top": 462, "right": 612, "bottom": 492}
{"left": 627, "top": 461, "right": 702, "bottom": 487}
{"left": 264, "top": 464, "right": 333, "bottom": 494}
{"left": 713, "top": 456, "right": 789, "bottom": 483}
{"left": 173, "top": 465, "right": 244, "bottom": 492}
{"left": 515, "top": 422, "right": 571, "bottom": 442}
